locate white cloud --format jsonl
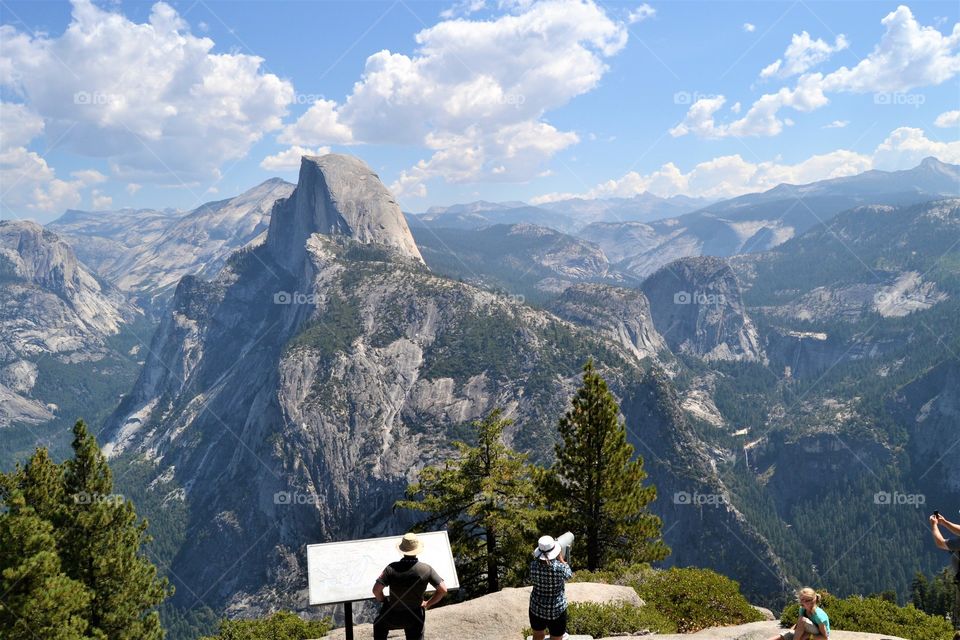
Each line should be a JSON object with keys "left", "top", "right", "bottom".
{"left": 0, "top": 146, "right": 85, "bottom": 215}
{"left": 275, "top": 0, "right": 628, "bottom": 198}
{"left": 259, "top": 145, "right": 332, "bottom": 171}
{"left": 821, "top": 6, "right": 960, "bottom": 94}
{"left": 823, "top": 120, "right": 849, "bottom": 128}
{"left": 535, "top": 126, "right": 959, "bottom": 201}
{"left": 743, "top": 23, "right": 756, "bottom": 33}
{"left": 71, "top": 169, "right": 107, "bottom": 185}
{"left": 760, "top": 31, "right": 848, "bottom": 79}
{"left": 126, "top": 183, "right": 141, "bottom": 194}
{"left": 934, "top": 109, "right": 960, "bottom": 128}
{"left": 628, "top": 4, "right": 655, "bottom": 24}
{"left": 0, "top": 0, "right": 294, "bottom": 185}
{"left": 0, "top": 101, "right": 102, "bottom": 217}
{"left": 440, "top": 0, "right": 486, "bottom": 20}
{"left": 91, "top": 190, "right": 113, "bottom": 209}
{"left": 675, "top": 6, "right": 960, "bottom": 139}
{"left": 872, "top": 126, "right": 960, "bottom": 169}
{"left": 0, "top": 102, "right": 44, "bottom": 150}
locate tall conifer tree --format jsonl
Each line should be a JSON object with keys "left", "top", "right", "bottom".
{"left": 544, "top": 360, "right": 669, "bottom": 570}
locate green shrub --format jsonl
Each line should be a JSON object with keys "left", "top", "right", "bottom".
{"left": 635, "top": 567, "right": 765, "bottom": 633}
{"left": 780, "top": 592, "right": 953, "bottom": 640}
{"left": 567, "top": 601, "right": 677, "bottom": 636}
{"left": 569, "top": 562, "right": 655, "bottom": 588}
{"left": 572, "top": 563, "right": 763, "bottom": 633}
{"left": 199, "top": 611, "right": 332, "bottom": 640}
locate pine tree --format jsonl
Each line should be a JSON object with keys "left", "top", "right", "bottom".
{"left": 543, "top": 360, "right": 669, "bottom": 570}
{"left": 397, "top": 410, "right": 548, "bottom": 595}
{"left": 60, "top": 420, "right": 171, "bottom": 639}
{"left": 0, "top": 420, "right": 172, "bottom": 639}
{"left": 0, "top": 492, "right": 91, "bottom": 640}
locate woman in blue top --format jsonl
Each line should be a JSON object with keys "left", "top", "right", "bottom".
{"left": 769, "top": 587, "right": 829, "bottom": 640}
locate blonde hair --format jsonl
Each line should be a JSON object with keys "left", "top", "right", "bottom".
{"left": 798, "top": 587, "right": 821, "bottom": 606}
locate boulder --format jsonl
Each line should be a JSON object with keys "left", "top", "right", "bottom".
{"left": 322, "top": 583, "right": 641, "bottom": 640}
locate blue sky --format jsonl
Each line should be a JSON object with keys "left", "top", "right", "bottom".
{"left": 1, "top": 0, "right": 958, "bottom": 221}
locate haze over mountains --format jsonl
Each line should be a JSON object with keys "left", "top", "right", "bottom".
{"left": 1, "top": 154, "right": 958, "bottom": 638}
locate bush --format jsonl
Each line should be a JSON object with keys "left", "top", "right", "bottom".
{"left": 567, "top": 601, "right": 677, "bottom": 636}
{"left": 572, "top": 564, "right": 763, "bottom": 633}
{"left": 635, "top": 567, "right": 765, "bottom": 633}
{"left": 199, "top": 611, "right": 332, "bottom": 640}
{"left": 780, "top": 592, "right": 953, "bottom": 640}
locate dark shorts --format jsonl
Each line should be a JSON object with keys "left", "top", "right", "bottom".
{"left": 529, "top": 608, "right": 567, "bottom": 637}
{"left": 374, "top": 602, "right": 425, "bottom": 640}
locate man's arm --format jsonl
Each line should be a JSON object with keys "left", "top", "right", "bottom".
{"left": 932, "top": 515, "right": 951, "bottom": 550}
{"left": 938, "top": 515, "right": 960, "bottom": 537}
{"left": 422, "top": 581, "right": 447, "bottom": 609}
{"left": 372, "top": 581, "right": 386, "bottom": 602}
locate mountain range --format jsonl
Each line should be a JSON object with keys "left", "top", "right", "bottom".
{"left": 1, "top": 154, "right": 957, "bottom": 639}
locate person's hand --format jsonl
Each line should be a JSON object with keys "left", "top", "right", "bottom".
{"left": 421, "top": 601, "right": 428, "bottom": 610}
{"left": 931, "top": 514, "right": 939, "bottom": 525}
{"left": 937, "top": 513, "right": 947, "bottom": 523}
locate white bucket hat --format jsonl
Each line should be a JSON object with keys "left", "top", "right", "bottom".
{"left": 532, "top": 535, "right": 562, "bottom": 560}
{"left": 398, "top": 532, "right": 424, "bottom": 556}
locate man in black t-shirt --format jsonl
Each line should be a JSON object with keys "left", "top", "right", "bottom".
{"left": 372, "top": 532, "right": 447, "bottom": 640}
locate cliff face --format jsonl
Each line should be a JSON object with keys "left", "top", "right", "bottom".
{"left": 102, "top": 154, "right": 787, "bottom": 617}
{"left": 641, "top": 256, "right": 765, "bottom": 363}
{"left": 548, "top": 283, "right": 666, "bottom": 362}
{"left": 266, "top": 155, "right": 423, "bottom": 273}
{"left": 0, "top": 221, "right": 141, "bottom": 461}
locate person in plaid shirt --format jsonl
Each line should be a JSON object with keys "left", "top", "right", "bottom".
{"left": 528, "top": 535, "right": 573, "bottom": 640}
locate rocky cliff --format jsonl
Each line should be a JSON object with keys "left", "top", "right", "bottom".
{"left": 640, "top": 256, "right": 764, "bottom": 362}
{"left": 0, "top": 221, "right": 142, "bottom": 464}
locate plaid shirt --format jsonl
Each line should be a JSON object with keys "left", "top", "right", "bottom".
{"left": 528, "top": 558, "right": 573, "bottom": 619}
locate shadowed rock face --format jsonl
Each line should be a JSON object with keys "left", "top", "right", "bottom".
{"left": 267, "top": 154, "right": 423, "bottom": 273}
{"left": 641, "top": 256, "right": 764, "bottom": 363}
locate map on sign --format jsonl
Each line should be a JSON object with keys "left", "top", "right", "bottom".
{"left": 306, "top": 531, "right": 459, "bottom": 606}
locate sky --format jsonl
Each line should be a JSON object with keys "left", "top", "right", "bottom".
{"left": 1, "top": 0, "right": 959, "bottom": 222}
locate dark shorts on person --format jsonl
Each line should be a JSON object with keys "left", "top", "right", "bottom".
{"left": 529, "top": 608, "right": 567, "bottom": 637}
{"left": 373, "top": 602, "right": 425, "bottom": 640}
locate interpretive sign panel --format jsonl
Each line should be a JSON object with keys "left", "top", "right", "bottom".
{"left": 307, "top": 531, "right": 459, "bottom": 606}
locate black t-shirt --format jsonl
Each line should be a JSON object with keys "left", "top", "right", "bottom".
{"left": 376, "top": 557, "right": 442, "bottom": 608}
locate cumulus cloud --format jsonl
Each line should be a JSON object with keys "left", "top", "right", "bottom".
{"left": 535, "top": 126, "right": 955, "bottom": 201}
{"left": 259, "top": 145, "right": 332, "bottom": 171}
{"left": 0, "top": 0, "right": 293, "bottom": 186}
{"left": 273, "top": 0, "right": 628, "bottom": 197}
{"left": 823, "top": 120, "right": 849, "bottom": 128}
{"left": 934, "top": 109, "right": 960, "bottom": 128}
{"left": 628, "top": 4, "right": 655, "bottom": 24}
{"left": 872, "top": 126, "right": 960, "bottom": 169}
{"left": 0, "top": 101, "right": 89, "bottom": 216}
{"left": 760, "top": 31, "right": 848, "bottom": 79}
{"left": 743, "top": 23, "right": 756, "bottom": 33}
{"left": 674, "top": 6, "right": 960, "bottom": 139}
